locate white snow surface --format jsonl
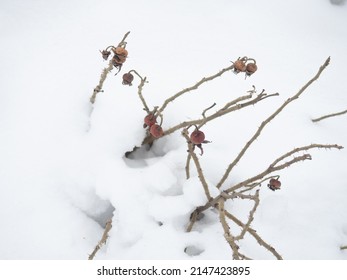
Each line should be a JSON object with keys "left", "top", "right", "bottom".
{"left": 0, "top": 0, "right": 347, "bottom": 259}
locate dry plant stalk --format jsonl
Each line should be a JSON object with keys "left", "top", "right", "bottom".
{"left": 90, "top": 31, "right": 131, "bottom": 104}
{"left": 312, "top": 108, "right": 347, "bottom": 122}
{"left": 156, "top": 64, "right": 235, "bottom": 116}
{"left": 183, "top": 57, "right": 344, "bottom": 259}
{"left": 164, "top": 89, "right": 278, "bottom": 138}
{"left": 340, "top": 245, "right": 347, "bottom": 250}
{"left": 88, "top": 219, "right": 112, "bottom": 260}
{"left": 215, "top": 57, "right": 331, "bottom": 190}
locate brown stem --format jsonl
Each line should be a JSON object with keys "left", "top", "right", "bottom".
{"left": 88, "top": 219, "right": 112, "bottom": 260}
{"left": 312, "top": 108, "right": 347, "bottom": 122}
{"left": 225, "top": 211, "right": 283, "bottom": 260}
{"left": 137, "top": 76, "right": 150, "bottom": 113}
{"left": 90, "top": 60, "right": 114, "bottom": 104}
{"left": 236, "top": 190, "right": 260, "bottom": 240}
{"left": 163, "top": 92, "right": 278, "bottom": 136}
{"left": 186, "top": 143, "right": 342, "bottom": 231}
{"left": 215, "top": 57, "right": 331, "bottom": 189}
{"left": 118, "top": 31, "right": 131, "bottom": 47}
{"left": 182, "top": 129, "right": 212, "bottom": 201}
{"left": 217, "top": 198, "right": 241, "bottom": 260}
{"left": 156, "top": 64, "right": 235, "bottom": 116}
{"left": 185, "top": 153, "right": 192, "bottom": 179}
{"left": 90, "top": 32, "right": 131, "bottom": 104}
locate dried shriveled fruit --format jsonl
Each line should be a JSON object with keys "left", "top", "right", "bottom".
{"left": 234, "top": 59, "right": 246, "bottom": 73}
{"left": 268, "top": 178, "right": 281, "bottom": 191}
{"left": 150, "top": 124, "right": 164, "bottom": 138}
{"left": 122, "top": 73, "right": 134, "bottom": 85}
{"left": 113, "top": 47, "right": 128, "bottom": 57}
{"left": 246, "top": 63, "right": 258, "bottom": 76}
{"left": 111, "top": 47, "right": 128, "bottom": 66}
{"left": 144, "top": 114, "right": 157, "bottom": 128}
{"left": 190, "top": 130, "right": 205, "bottom": 145}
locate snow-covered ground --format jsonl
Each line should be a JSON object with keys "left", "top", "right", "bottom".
{"left": 1, "top": 0, "right": 346, "bottom": 259}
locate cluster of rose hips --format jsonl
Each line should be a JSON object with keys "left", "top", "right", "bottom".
{"left": 268, "top": 178, "right": 281, "bottom": 191}
{"left": 100, "top": 45, "right": 128, "bottom": 72}
{"left": 144, "top": 113, "right": 164, "bottom": 139}
{"left": 188, "top": 127, "right": 210, "bottom": 155}
{"left": 233, "top": 57, "right": 258, "bottom": 77}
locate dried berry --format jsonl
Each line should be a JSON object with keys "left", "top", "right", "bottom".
{"left": 112, "top": 47, "right": 128, "bottom": 63}
{"left": 150, "top": 124, "right": 164, "bottom": 138}
{"left": 233, "top": 59, "right": 246, "bottom": 73}
{"left": 268, "top": 178, "right": 281, "bottom": 191}
{"left": 122, "top": 73, "right": 134, "bottom": 85}
{"left": 113, "top": 47, "right": 128, "bottom": 57}
{"left": 245, "top": 63, "right": 257, "bottom": 76}
{"left": 144, "top": 114, "right": 157, "bottom": 127}
{"left": 190, "top": 130, "right": 205, "bottom": 145}
{"left": 100, "top": 50, "right": 111, "bottom": 60}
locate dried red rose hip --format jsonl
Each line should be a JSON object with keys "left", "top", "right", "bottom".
{"left": 245, "top": 63, "right": 257, "bottom": 76}
{"left": 268, "top": 178, "right": 281, "bottom": 191}
{"left": 144, "top": 114, "right": 157, "bottom": 127}
{"left": 233, "top": 59, "right": 246, "bottom": 73}
{"left": 122, "top": 73, "right": 134, "bottom": 85}
{"left": 150, "top": 124, "right": 163, "bottom": 138}
{"left": 190, "top": 130, "right": 205, "bottom": 145}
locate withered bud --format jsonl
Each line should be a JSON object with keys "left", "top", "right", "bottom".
{"left": 100, "top": 50, "right": 111, "bottom": 60}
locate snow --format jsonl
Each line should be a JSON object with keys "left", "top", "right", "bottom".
{"left": 0, "top": 0, "right": 347, "bottom": 259}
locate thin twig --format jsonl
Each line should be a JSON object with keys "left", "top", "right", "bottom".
{"left": 225, "top": 211, "right": 283, "bottom": 260}
{"left": 137, "top": 76, "right": 150, "bottom": 113}
{"left": 90, "top": 60, "right": 114, "bottom": 104}
{"left": 236, "top": 190, "right": 260, "bottom": 240}
{"left": 118, "top": 31, "right": 131, "bottom": 47}
{"left": 202, "top": 103, "right": 217, "bottom": 118}
{"left": 186, "top": 143, "right": 342, "bottom": 231}
{"left": 312, "top": 108, "right": 347, "bottom": 122}
{"left": 182, "top": 129, "right": 212, "bottom": 201}
{"left": 215, "top": 57, "right": 331, "bottom": 189}
{"left": 88, "top": 219, "right": 112, "bottom": 260}
{"left": 163, "top": 91, "right": 278, "bottom": 136}
{"left": 218, "top": 198, "right": 241, "bottom": 260}
{"left": 185, "top": 153, "right": 192, "bottom": 179}
{"left": 226, "top": 144, "right": 343, "bottom": 194}
{"left": 340, "top": 245, "right": 347, "bottom": 250}
{"left": 156, "top": 64, "right": 235, "bottom": 116}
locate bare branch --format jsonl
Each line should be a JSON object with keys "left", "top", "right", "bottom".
{"left": 185, "top": 153, "right": 192, "bottom": 179}
{"left": 202, "top": 103, "right": 217, "bottom": 118}
{"left": 216, "top": 57, "right": 331, "bottom": 189}
{"left": 225, "top": 211, "right": 283, "bottom": 260}
{"left": 90, "top": 60, "right": 114, "bottom": 104}
{"left": 118, "top": 31, "right": 131, "bottom": 47}
{"left": 137, "top": 76, "right": 150, "bottom": 114}
{"left": 156, "top": 64, "right": 235, "bottom": 116}
{"left": 226, "top": 143, "right": 343, "bottom": 193}
{"left": 236, "top": 190, "right": 260, "bottom": 240}
{"left": 88, "top": 219, "right": 112, "bottom": 260}
{"left": 340, "top": 245, "right": 347, "bottom": 250}
{"left": 163, "top": 91, "right": 278, "bottom": 136}
{"left": 312, "top": 108, "right": 347, "bottom": 122}
{"left": 90, "top": 31, "right": 131, "bottom": 104}
{"left": 182, "top": 129, "right": 212, "bottom": 201}
{"left": 218, "top": 198, "right": 241, "bottom": 260}
{"left": 186, "top": 143, "right": 342, "bottom": 230}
